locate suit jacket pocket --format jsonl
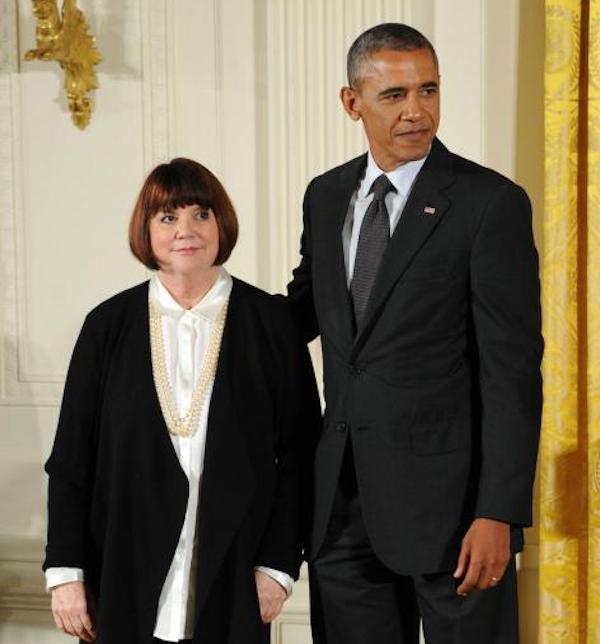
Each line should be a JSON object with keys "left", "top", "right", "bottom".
{"left": 400, "top": 260, "right": 454, "bottom": 283}
{"left": 409, "top": 419, "right": 469, "bottom": 456}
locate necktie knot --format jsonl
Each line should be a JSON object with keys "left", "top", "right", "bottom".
{"left": 369, "top": 174, "right": 396, "bottom": 201}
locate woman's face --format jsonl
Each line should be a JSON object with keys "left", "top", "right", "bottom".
{"left": 149, "top": 203, "right": 220, "bottom": 278}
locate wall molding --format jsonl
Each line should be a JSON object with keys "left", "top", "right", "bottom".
{"left": 0, "top": 539, "right": 539, "bottom": 618}
{"left": 0, "top": 0, "right": 172, "bottom": 407}
{"left": 0, "top": 538, "right": 311, "bottom": 623}
{"left": 140, "top": 0, "right": 171, "bottom": 168}
{"left": 0, "top": 0, "right": 54, "bottom": 405}
{"left": 0, "top": 537, "right": 48, "bottom": 613}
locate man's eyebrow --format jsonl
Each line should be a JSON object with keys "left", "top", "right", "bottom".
{"left": 378, "top": 80, "right": 439, "bottom": 98}
{"left": 378, "top": 86, "right": 404, "bottom": 98}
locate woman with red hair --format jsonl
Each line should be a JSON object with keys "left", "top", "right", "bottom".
{"left": 43, "top": 158, "right": 319, "bottom": 644}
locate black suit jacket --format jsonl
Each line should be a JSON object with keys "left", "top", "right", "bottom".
{"left": 44, "top": 278, "right": 320, "bottom": 644}
{"left": 288, "top": 138, "right": 543, "bottom": 574}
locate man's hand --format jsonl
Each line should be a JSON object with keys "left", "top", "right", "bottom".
{"left": 453, "top": 518, "right": 510, "bottom": 596}
{"left": 254, "top": 569, "right": 287, "bottom": 624}
{"left": 51, "top": 581, "right": 96, "bottom": 642}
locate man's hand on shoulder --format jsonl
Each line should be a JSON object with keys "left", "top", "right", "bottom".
{"left": 453, "top": 517, "right": 510, "bottom": 596}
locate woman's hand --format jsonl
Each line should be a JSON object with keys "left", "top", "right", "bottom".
{"left": 51, "top": 581, "right": 96, "bottom": 642}
{"left": 254, "top": 570, "right": 287, "bottom": 624}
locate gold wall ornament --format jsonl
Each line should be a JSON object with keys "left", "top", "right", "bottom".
{"left": 24, "top": 0, "right": 102, "bottom": 129}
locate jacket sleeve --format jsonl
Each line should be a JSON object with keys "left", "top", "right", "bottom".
{"left": 469, "top": 182, "right": 543, "bottom": 527}
{"left": 43, "top": 312, "right": 104, "bottom": 570}
{"left": 254, "top": 303, "right": 321, "bottom": 578}
{"left": 287, "top": 179, "right": 320, "bottom": 343}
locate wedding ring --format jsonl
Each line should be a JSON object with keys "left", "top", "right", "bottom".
{"left": 490, "top": 576, "right": 499, "bottom": 584}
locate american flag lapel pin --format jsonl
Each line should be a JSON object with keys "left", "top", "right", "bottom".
{"left": 423, "top": 205, "right": 436, "bottom": 215}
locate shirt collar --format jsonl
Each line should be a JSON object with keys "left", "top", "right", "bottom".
{"left": 149, "top": 267, "right": 233, "bottom": 322}
{"left": 359, "top": 149, "right": 429, "bottom": 200}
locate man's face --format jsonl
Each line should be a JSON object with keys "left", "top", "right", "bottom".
{"left": 341, "top": 48, "right": 440, "bottom": 171}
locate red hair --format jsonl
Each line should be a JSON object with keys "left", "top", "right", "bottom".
{"left": 129, "top": 158, "right": 238, "bottom": 269}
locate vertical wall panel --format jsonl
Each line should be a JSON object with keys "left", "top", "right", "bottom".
{"left": 258, "top": 0, "right": 414, "bottom": 292}
{"left": 432, "top": 0, "right": 486, "bottom": 162}
{"left": 0, "top": 0, "right": 173, "bottom": 406}
{"left": 217, "top": 0, "right": 259, "bottom": 283}
{"left": 141, "top": 0, "right": 171, "bottom": 165}
{"left": 0, "top": 0, "right": 20, "bottom": 404}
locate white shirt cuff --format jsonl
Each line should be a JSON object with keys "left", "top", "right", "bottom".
{"left": 255, "top": 566, "right": 294, "bottom": 596}
{"left": 45, "top": 567, "right": 85, "bottom": 592}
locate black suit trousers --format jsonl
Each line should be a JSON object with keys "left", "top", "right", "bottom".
{"left": 309, "top": 439, "right": 519, "bottom": 644}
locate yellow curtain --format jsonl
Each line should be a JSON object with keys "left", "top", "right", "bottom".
{"left": 540, "top": 0, "right": 600, "bottom": 642}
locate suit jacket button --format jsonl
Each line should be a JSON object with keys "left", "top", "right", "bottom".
{"left": 336, "top": 422, "right": 347, "bottom": 433}
{"left": 349, "top": 365, "right": 362, "bottom": 375}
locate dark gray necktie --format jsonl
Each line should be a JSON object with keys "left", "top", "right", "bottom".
{"left": 351, "top": 174, "right": 396, "bottom": 328}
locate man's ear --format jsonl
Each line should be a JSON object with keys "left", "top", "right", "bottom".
{"left": 340, "top": 86, "right": 361, "bottom": 121}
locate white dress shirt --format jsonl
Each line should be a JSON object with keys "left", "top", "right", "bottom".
{"left": 46, "top": 267, "right": 292, "bottom": 641}
{"left": 342, "top": 150, "right": 428, "bottom": 285}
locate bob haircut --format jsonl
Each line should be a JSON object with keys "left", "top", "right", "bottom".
{"left": 129, "top": 157, "right": 239, "bottom": 269}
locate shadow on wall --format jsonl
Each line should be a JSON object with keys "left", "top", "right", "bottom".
{"left": 515, "top": 0, "right": 545, "bottom": 254}
{"left": 514, "top": 2, "right": 544, "bottom": 644}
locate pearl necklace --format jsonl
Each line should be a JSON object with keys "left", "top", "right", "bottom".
{"left": 149, "top": 297, "right": 229, "bottom": 438}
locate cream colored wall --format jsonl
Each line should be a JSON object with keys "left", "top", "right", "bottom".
{"left": 0, "top": 1, "right": 544, "bottom": 642}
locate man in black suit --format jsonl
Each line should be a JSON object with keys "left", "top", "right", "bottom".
{"left": 287, "top": 23, "right": 542, "bottom": 643}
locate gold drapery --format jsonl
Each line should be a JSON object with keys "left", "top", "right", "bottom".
{"left": 540, "top": 0, "right": 600, "bottom": 641}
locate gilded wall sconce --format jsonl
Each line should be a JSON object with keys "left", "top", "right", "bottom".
{"left": 25, "top": 0, "right": 103, "bottom": 130}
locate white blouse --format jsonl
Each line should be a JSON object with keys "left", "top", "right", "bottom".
{"left": 46, "top": 268, "right": 292, "bottom": 641}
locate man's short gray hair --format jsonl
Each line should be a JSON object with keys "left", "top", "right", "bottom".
{"left": 347, "top": 23, "right": 438, "bottom": 88}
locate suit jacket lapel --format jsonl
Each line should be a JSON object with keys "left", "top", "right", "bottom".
{"left": 320, "top": 154, "right": 367, "bottom": 346}
{"left": 135, "top": 283, "right": 192, "bottom": 481}
{"left": 352, "top": 140, "right": 455, "bottom": 356}
{"left": 193, "top": 282, "right": 255, "bottom": 616}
